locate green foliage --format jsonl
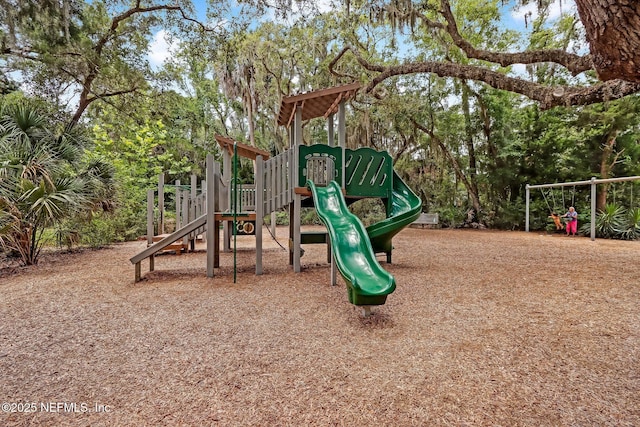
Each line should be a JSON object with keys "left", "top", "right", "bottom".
{"left": 264, "top": 210, "right": 289, "bottom": 226}
{"left": 348, "top": 199, "right": 386, "bottom": 227}
{"left": 485, "top": 198, "right": 526, "bottom": 230}
{"left": 437, "top": 206, "right": 467, "bottom": 229}
{"left": 620, "top": 207, "right": 640, "bottom": 241}
{"left": 581, "top": 203, "right": 640, "bottom": 240}
{"left": 0, "top": 101, "right": 116, "bottom": 264}
{"left": 300, "top": 208, "right": 322, "bottom": 226}
{"left": 2, "top": 0, "right": 640, "bottom": 247}
{"left": 85, "top": 104, "right": 205, "bottom": 242}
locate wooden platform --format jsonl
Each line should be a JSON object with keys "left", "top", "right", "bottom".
{"left": 152, "top": 234, "right": 188, "bottom": 254}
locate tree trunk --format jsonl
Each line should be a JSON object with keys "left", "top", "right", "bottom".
{"left": 461, "top": 84, "right": 482, "bottom": 215}
{"left": 575, "top": 0, "right": 640, "bottom": 82}
{"left": 412, "top": 119, "right": 482, "bottom": 219}
{"left": 596, "top": 130, "right": 620, "bottom": 211}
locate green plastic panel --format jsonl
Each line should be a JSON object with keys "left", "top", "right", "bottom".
{"left": 297, "top": 145, "right": 393, "bottom": 199}
{"left": 298, "top": 145, "right": 342, "bottom": 187}
{"left": 345, "top": 147, "right": 392, "bottom": 198}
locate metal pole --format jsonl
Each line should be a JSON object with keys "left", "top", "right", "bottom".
{"left": 527, "top": 175, "right": 640, "bottom": 189}
{"left": 591, "top": 177, "right": 597, "bottom": 241}
{"left": 525, "top": 184, "right": 530, "bottom": 232}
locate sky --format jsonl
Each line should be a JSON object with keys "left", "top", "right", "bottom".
{"left": 146, "top": 0, "right": 578, "bottom": 69}
{"left": 510, "top": 0, "right": 575, "bottom": 22}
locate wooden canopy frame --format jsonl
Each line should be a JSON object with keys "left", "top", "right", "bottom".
{"left": 277, "top": 82, "right": 361, "bottom": 127}
{"left": 215, "top": 135, "right": 270, "bottom": 160}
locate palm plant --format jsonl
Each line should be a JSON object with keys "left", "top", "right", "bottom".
{"left": 581, "top": 203, "right": 640, "bottom": 240}
{"left": 595, "top": 203, "right": 626, "bottom": 238}
{"left": 0, "top": 104, "right": 115, "bottom": 265}
{"left": 620, "top": 207, "right": 640, "bottom": 241}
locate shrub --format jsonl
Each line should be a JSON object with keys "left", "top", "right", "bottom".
{"left": 580, "top": 203, "right": 640, "bottom": 240}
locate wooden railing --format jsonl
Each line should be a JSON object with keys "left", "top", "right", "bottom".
{"left": 261, "top": 149, "right": 294, "bottom": 215}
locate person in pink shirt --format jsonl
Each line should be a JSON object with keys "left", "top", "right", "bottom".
{"left": 562, "top": 206, "right": 578, "bottom": 236}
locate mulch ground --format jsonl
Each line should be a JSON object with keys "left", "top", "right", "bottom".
{"left": 0, "top": 227, "right": 638, "bottom": 426}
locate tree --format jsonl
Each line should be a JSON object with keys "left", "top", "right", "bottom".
{"left": 0, "top": 102, "right": 115, "bottom": 265}
{"left": 0, "top": 0, "right": 209, "bottom": 129}
{"left": 574, "top": 0, "right": 640, "bottom": 82}
{"left": 330, "top": 0, "right": 640, "bottom": 109}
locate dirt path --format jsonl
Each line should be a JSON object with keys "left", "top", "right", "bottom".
{"left": 1, "top": 228, "right": 638, "bottom": 426}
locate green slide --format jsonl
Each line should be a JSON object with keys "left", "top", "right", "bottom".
{"left": 367, "top": 171, "right": 422, "bottom": 259}
{"left": 308, "top": 180, "right": 395, "bottom": 306}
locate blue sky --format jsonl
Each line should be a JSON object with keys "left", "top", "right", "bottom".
{"left": 147, "top": 0, "right": 577, "bottom": 68}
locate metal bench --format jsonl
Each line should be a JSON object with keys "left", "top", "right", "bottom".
{"left": 411, "top": 213, "right": 439, "bottom": 228}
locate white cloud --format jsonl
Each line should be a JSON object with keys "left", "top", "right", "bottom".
{"left": 148, "top": 30, "right": 181, "bottom": 68}
{"left": 511, "top": 0, "right": 576, "bottom": 23}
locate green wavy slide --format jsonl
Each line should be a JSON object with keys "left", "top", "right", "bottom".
{"left": 367, "top": 171, "right": 423, "bottom": 258}
{"left": 308, "top": 180, "right": 395, "bottom": 306}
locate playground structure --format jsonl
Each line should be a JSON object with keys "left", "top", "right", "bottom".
{"left": 525, "top": 175, "right": 640, "bottom": 240}
{"left": 130, "top": 83, "right": 422, "bottom": 311}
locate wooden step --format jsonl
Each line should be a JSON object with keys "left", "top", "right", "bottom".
{"left": 152, "top": 234, "right": 187, "bottom": 254}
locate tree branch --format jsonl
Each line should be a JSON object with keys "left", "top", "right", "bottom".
{"left": 337, "top": 46, "right": 640, "bottom": 109}
{"left": 436, "top": 0, "right": 593, "bottom": 75}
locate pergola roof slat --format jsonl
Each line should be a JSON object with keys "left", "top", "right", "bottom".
{"left": 214, "top": 135, "right": 270, "bottom": 160}
{"left": 277, "top": 82, "right": 361, "bottom": 126}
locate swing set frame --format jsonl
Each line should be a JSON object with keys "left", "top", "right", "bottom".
{"left": 525, "top": 175, "right": 640, "bottom": 240}
{"left": 539, "top": 185, "right": 576, "bottom": 215}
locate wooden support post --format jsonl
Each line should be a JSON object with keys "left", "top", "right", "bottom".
{"left": 338, "top": 102, "right": 346, "bottom": 188}
{"left": 289, "top": 202, "right": 294, "bottom": 266}
{"left": 295, "top": 107, "right": 302, "bottom": 175}
{"left": 255, "top": 155, "right": 264, "bottom": 275}
{"left": 329, "top": 237, "right": 336, "bottom": 286}
{"left": 158, "top": 173, "right": 165, "bottom": 234}
{"left": 326, "top": 237, "right": 331, "bottom": 264}
{"left": 175, "top": 179, "right": 181, "bottom": 230}
{"left": 328, "top": 114, "right": 335, "bottom": 147}
{"left": 206, "top": 154, "right": 216, "bottom": 278}
{"left": 201, "top": 180, "right": 207, "bottom": 243}
{"left": 223, "top": 149, "right": 231, "bottom": 253}
{"left": 135, "top": 262, "right": 141, "bottom": 283}
{"left": 190, "top": 174, "right": 197, "bottom": 249}
{"left": 214, "top": 220, "right": 220, "bottom": 268}
{"left": 182, "top": 189, "right": 189, "bottom": 248}
{"left": 293, "top": 105, "right": 303, "bottom": 273}
{"left": 293, "top": 194, "right": 301, "bottom": 273}
{"left": 146, "top": 190, "right": 154, "bottom": 246}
